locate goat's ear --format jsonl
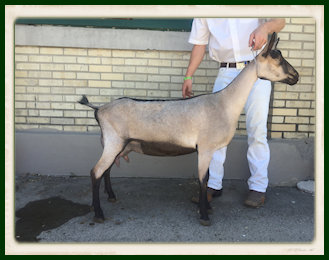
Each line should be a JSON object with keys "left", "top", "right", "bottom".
{"left": 274, "top": 37, "right": 280, "bottom": 49}
{"left": 262, "top": 32, "right": 276, "bottom": 57}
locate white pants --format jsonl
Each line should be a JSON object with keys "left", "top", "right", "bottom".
{"left": 207, "top": 67, "right": 272, "bottom": 193}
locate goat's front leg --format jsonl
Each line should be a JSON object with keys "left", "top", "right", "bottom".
{"left": 103, "top": 167, "right": 116, "bottom": 202}
{"left": 197, "top": 150, "right": 214, "bottom": 226}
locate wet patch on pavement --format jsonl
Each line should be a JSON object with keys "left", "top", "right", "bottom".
{"left": 15, "top": 196, "right": 90, "bottom": 242}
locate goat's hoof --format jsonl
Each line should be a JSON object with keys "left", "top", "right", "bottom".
{"left": 93, "top": 216, "right": 105, "bottom": 223}
{"left": 207, "top": 208, "right": 213, "bottom": 214}
{"left": 107, "top": 197, "right": 117, "bottom": 203}
{"left": 90, "top": 206, "right": 94, "bottom": 212}
{"left": 199, "top": 218, "right": 211, "bottom": 226}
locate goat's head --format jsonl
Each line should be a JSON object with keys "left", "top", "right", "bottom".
{"left": 256, "top": 33, "right": 299, "bottom": 85}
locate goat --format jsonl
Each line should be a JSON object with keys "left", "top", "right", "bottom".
{"left": 79, "top": 33, "right": 299, "bottom": 226}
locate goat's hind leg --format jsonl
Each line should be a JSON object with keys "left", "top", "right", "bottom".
{"left": 197, "top": 150, "right": 214, "bottom": 226}
{"left": 103, "top": 167, "right": 117, "bottom": 202}
{"left": 91, "top": 142, "right": 124, "bottom": 223}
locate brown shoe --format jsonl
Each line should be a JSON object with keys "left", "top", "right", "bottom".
{"left": 244, "top": 190, "right": 265, "bottom": 208}
{"left": 191, "top": 188, "right": 223, "bottom": 204}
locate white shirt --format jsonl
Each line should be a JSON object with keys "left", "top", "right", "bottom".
{"left": 189, "top": 18, "right": 265, "bottom": 63}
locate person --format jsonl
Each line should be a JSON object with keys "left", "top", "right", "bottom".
{"left": 182, "top": 18, "right": 286, "bottom": 208}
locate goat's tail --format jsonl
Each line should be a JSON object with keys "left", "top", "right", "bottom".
{"left": 78, "top": 95, "right": 99, "bottom": 110}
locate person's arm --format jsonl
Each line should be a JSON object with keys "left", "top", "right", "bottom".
{"left": 182, "top": 44, "right": 206, "bottom": 98}
{"left": 249, "top": 18, "right": 286, "bottom": 50}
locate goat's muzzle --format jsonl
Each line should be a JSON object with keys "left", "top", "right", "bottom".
{"left": 281, "top": 69, "right": 299, "bottom": 86}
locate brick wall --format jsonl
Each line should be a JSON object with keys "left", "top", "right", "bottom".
{"left": 14, "top": 18, "right": 316, "bottom": 139}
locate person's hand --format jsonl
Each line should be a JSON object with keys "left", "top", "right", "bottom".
{"left": 182, "top": 78, "right": 193, "bottom": 98}
{"left": 249, "top": 25, "right": 268, "bottom": 51}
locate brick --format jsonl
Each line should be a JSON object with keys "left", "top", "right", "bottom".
{"left": 77, "top": 57, "right": 100, "bottom": 64}
{"left": 75, "top": 118, "right": 97, "bottom": 125}
{"left": 113, "top": 66, "right": 135, "bottom": 73}
{"left": 304, "top": 25, "right": 315, "bottom": 33}
{"left": 159, "top": 51, "right": 190, "bottom": 60}
{"left": 272, "top": 108, "right": 297, "bottom": 116}
{"left": 89, "top": 65, "right": 112, "bottom": 73}
{"left": 87, "top": 126, "right": 100, "bottom": 132}
{"left": 36, "top": 102, "right": 51, "bottom": 109}
{"left": 302, "top": 59, "right": 315, "bottom": 67}
{"left": 39, "top": 79, "right": 63, "bottom": 86}
{"left": 286, "top": 100, "right": 311, "bottom": 108}
{"left": 15, "top": 109, "right": 28, "bottom": 116}
{"left": 298, "top": 68, "right": 313, "bottom": 76}
{"left": 283, "top": 132, "right": 309, "bottom": 139}
{"left": 27, "top": 117, "right": 50, "bottom": 124}
{"left": 273, "top": 83, "right": 287, "bottom": 91}
{"left": 147, "top": 90, "right": 169, "bottom": 98}
{"left": 136, "top": 82, "right": 158, "bottom": 90}
{"left": 53, "top": 72, "right": 76, "bottom": 79}
{"left": 291, "top": 18, "right": 315, "bottom": 24}
{"left": 272, "top": 100, "right": 285, "bottom": 107}
{"left": 298, "top": 109, "right": 315, "bottom": 116}
{"left": 112, "top": 50, "right": 135, "bottom": 58}
{"left": 271, "top": 116, "right": 284, "bottom": 123}
{"left": 38, "top": 95, "right": 63, "bottom": 102}
{"left": 125, "top": 59, "right": 148, "bottom": 66}
{"left": 273, "top": 92, "right": 299, "bottom": 100}
{"left": 282, "top": 24, "right": 303, "bottom": 33}
{"left": 26, "top": 86, "right": 51, "bottom": 93}
{"left": 136, "top": 67, "right": 159, "bottom": 74}
{"left": 15, "top": 102, "right": 26, "bottom": 108}
{"left": 39, "top": 110, "right": 63, "bottom": 117}
{"left": 15, "top": 71, "right": 28, "bottom": 77}
{"left": 51, "top": 102, "right": 75, "bottom": 109}
{"left": 15, "top": 55, "right": 28, "bottom": 62}
{"left": 300, "top": 76, "right": 315, "bottom": 84}
{"left": 159, "top": 68, "right": 182, "bottom": 75}
{"left": 101, "top": 73, "right": 124, "bottom": 80}
{"left": 28, "top": 71, "right": 52, "bottom": 78}
{"left": 15, "top": 79, "right": 38, "bottom": 86}
{"left": 40, "top": 47, "right": 63, "bottom": 55}
{"left": 64, "top": 95, "right": 82, "bottom": 102}
{"left": 64, "top": 80, "right": 88, "bottom": 87}
{"left": 277, "top": 41, "right": 302, "bottom": 49}
{"left": 102, "top": 57, "right": 124, "bottom": 65}
{"left": 124, "top": 89, "right": 147, "bottom": 97}
{"left": 148, "top": 75, "right": 170, "bottom": 82}
{"left": 16, "top": 63, "right": 40, "bottom": 70}
{"left": 289, "top": 50, "right": 314, "bottom": 59}
{"left": 99, "top": 89, "right": 124, "bottom": 96}
{"left": 125, "top": 74, "right": 147, "bottom": 81}
{"left": 40, "top": 64, "right": 64, "bottom": 71}
{"left": 64, "top": 48, "right": 87, "bottom": 56}
{"left": 88, "top": 80, "right": 111, "bottom": 88}
{"left": 64, "top": 125, "right": 87, "bottom": 132}
{"left": 15, "top": 46, "right": 39, "bottom": 54}
{"left": 298, "top": 124, "right": 315, "bottom": 132}
{"left": 271, "top": 123, "right": 296, "bottom": 131}
{"left": 303, "top": 42, "right": 315, "bottom": 50}
{"left": 89, "top": 96, "right": 110, "bottom": 103}
{"left": 40, "top": 125, "right": 63, "bottom": 131}
{"left": 15, "top": 86, "right": 26, "bottom": 93}
{"left": 77, "top": 72, "right": 100, "bottom": 80}
{"left": 88, "top": 49, "right": 111, "bottom": 57}
{"left": 64, "top": 110, "right": 87, "bottom": 118}
{"left": 171, "top": 60, "right": 188, "bottom": 67}
{"left": 287, "top": 84, "right": 313, "bottom": 92}
{"left": 53, "top": 56, "right": 77, "bottom": 63}
{"left": 51, "top": 118, "right": 74, "bottom": 125}
{"left": 28, "top": 110, "right": 39, "bottom": 116}
{"left": 270, "top": 132, "right": 283, "bottom": 138}
{"left": 170, "top": 91, "right": 182, "bottom": 98}
{"left": 194, "top": 77, "right": 212, "bottom": 84}
{"left": 15, "top": 94, "right": 35, "bottom": 101}
{"left": 285, "top": 116, "right": 309, "bottom": 124}
{"left": 65, "top": 64, "right": 88, "bottom": 71}
{"left": 299, "top": 93, "right": 315, "bottom": 100}
{"left": 75, "top": 88, "right": 99, "bottom": 95}
{"left": 285, "top": 59, "right": 301, "bottom": 67}
{"left": 291, "top": 33, "right": 315, "bottom": 42}
{"left": 29, "top": 55, "right": 52, "bottom": 62}
{"left": 149, "top": 59, "right": 171, "bottom": 67}
{"left": 136, "top": 51, "right": 159, "bottom": 59}
{"left": 159, "top": 83, "right": 182, "bottom": 91}
{"left": 15, "top": 117, "right": 26, "bottom": 123}
{"left": 277, "top": 32, "right": 289, "bottom": 41}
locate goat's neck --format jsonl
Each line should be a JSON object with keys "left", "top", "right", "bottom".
{"left": 216, "top": 61, "right": 258, "bottom": 120}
